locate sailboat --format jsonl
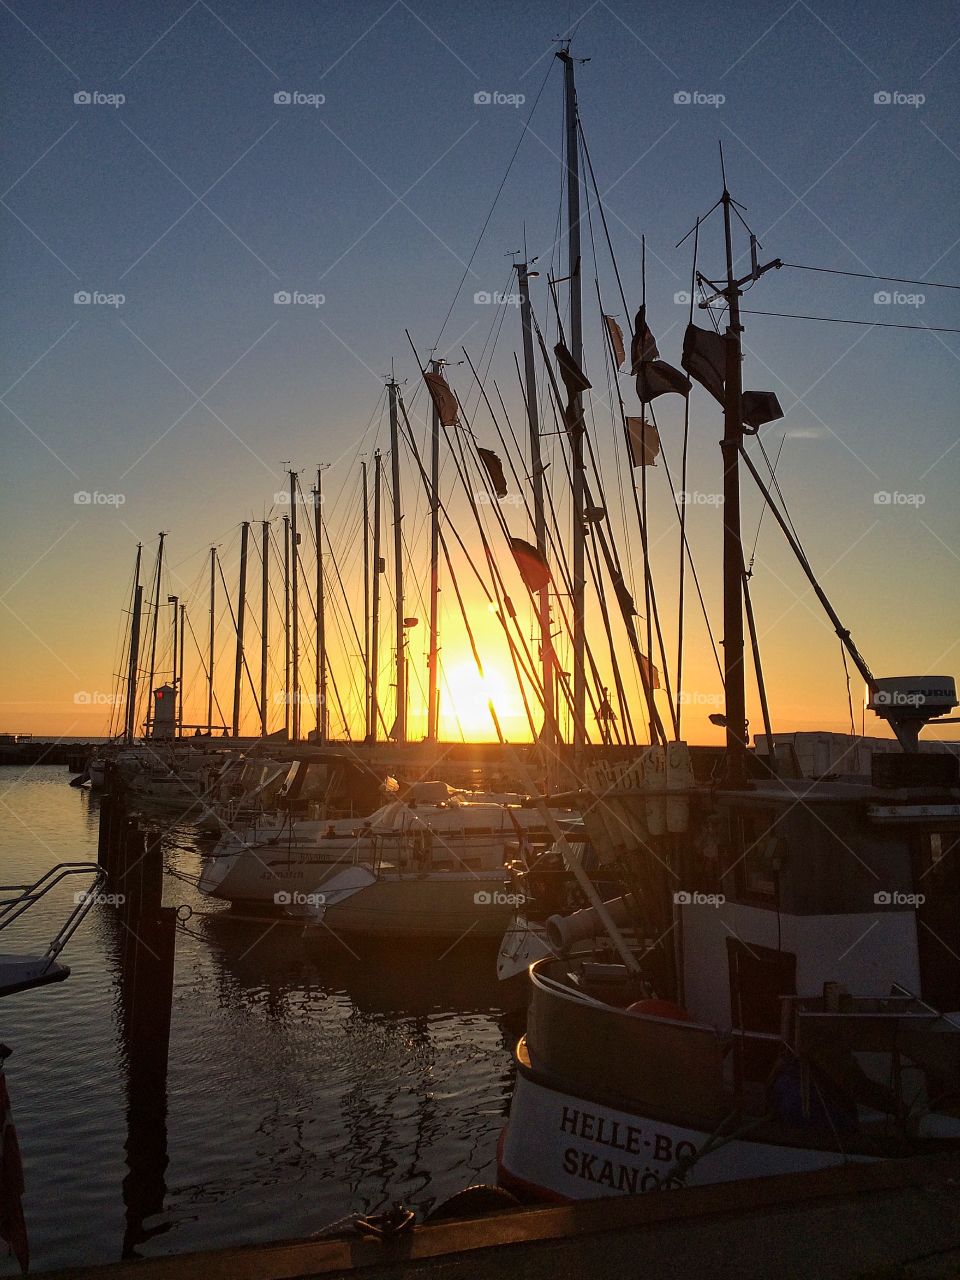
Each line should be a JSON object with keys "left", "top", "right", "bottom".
{"left": 495, "top": 44, "right": 960, "bottom": 1201}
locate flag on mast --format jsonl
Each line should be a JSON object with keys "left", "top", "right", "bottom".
{"left": 477, "top": 447, "right": 508, "bottom": 498}
{"left": 630, "top": 306, "right": 660, "bottom": 372}
{"left": 423, "top": 371, "right": 459, "bottom": 426}
{"left": 626, "top": 417, "right": 660, "bottom": 467}
{"left": 509, "top": 537, "right": 551, "bottom": 592}
{"left": 604, "top": 316, "right": 626, "bottom": 369}
{"left": 681, "top": 323, "right": 726, "bottom": 405}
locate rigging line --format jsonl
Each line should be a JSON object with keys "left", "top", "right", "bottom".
{"left": 577, "top": 117, "right": 629, "bottom": 318}
{"left": 781, "top": 262, "right": 960, "bottom": 291}
{"left": 748, "top": 434, "right": 785, "bottom": 572}
{"left": 841, "top": 642, "right": 857, "bottom": 740}
{"left": 676, "top": 217, "right": 699, "bottom": 735}
{"left": 733, "top": 309, "right": 960, "bottom": 333}
{"left": 755, "top": 434, "right": 805, "bottom": 556}
{"left": 432, "top": 57, "right": 557, "bottom": 351}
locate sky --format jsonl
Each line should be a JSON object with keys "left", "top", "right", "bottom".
{"left": 1, "top": 0, "right": 958, "bottom": 744}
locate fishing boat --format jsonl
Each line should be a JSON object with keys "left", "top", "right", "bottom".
{"left": 495, "top": 43, "right": 960, "bottom": 1201}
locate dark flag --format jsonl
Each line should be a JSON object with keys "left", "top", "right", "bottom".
{"left": 630, "top": 306, "right": 660, "bottom": 372}
{"left": 742, "top": 390, "right": 784, "bottom": 431}
{"left": 681, "top": 323, "right": 726, "bottom": 405}
{"left": 636, "top": 360, "right": 690, "bottom": 403}
{"left": 509, "top": 537, "right": 551, "bottom": 592}
{"left": 477, "top": 447, "right": 508, "bottom": 498}
{"left": 639, "top": 654, "right": 661, "bottom": 691}
{"left": 423, "top": 371, "right": 459, "bottom": 426}
{"left": 626, "top": 417, "right": 660, "bottom": 467}
{"left": 604, "top": 316, "right": 626, "bottom": 369}
{"left": 554, "top": 342, "right": 591, "bottom": 398}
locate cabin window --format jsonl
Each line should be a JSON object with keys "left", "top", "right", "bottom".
{"left": 724, "top": 808, "right": 782, "bottom": 904}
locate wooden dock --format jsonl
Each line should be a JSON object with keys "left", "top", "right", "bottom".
{"left": 43, "top": 1150, "right": 960, "bottom": 1279}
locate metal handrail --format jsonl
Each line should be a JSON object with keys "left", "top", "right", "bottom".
{"left": 0, "top": 862, "right": 105, "bottom": 970}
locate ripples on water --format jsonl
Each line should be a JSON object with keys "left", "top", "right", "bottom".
{"left": 0, "top": 769, "right": 518, "bottom": 1272}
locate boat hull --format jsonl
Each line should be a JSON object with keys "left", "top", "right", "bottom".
{"left": 498, "top": 1055, "right": 868, "bottom": 1200}
{"left": 315, "top": 873, "right": 517, "bottom": 940}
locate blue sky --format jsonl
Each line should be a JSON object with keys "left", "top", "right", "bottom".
{"left": 2, "top": 0, "right": 958, "bottom": 738}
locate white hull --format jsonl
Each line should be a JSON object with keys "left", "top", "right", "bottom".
{"left": 312, "top": 871, "right": 517, "bottom": 940}
{"left": 499, "top": 1068, "right": 867, "bottom": 1200}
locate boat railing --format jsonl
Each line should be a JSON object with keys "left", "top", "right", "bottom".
{"left": 0, "top": 862, "right": 106, "bottom": 968}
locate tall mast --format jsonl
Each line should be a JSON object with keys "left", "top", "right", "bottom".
{"left": 144, "top": 533, "right": 165, "bottom": 735}
{"left": 289, "top": 469, "right": 300, "bottom": 741}
{"left": 314, "top": 468, "right": 327, "bottom": 743}
{"left": 559, "top": 46, "right": 586, "bottom": 757}
{"left": 232, "top": 520, "right": 249, "bottom": 737}
{"left": 168, "top": 594, "right": 179, "bottom": 737}
{"left": 370, "top": 448, "right": 383, "bottom": 744}
{"left": 207, "top": 545, "right": 216, "bottom": 733}
{"left": 124, "top": 542, "right": 143, "bottom": 744}
{"left": 177, "top": 602, "right": 185, "bottom": 737}
{"left": 260, "top": 520, "right": 269, "bottom": 738}
{"left": 426, "top": 358, "right": 442, "bottom": 743}
{"left": 720, "top": 187, "right": 747, "bottom": 785}
{"left": 388, "top": 379, "right": 406, "bottom": 743}
{"left": 362, "top": 459, "right": 371, "bottom": 741}
{"left": 517, "top": 261, "right": 555, "bottom": 744}
{"left": 282, "top": 514, "right": 290, "bottom": 739}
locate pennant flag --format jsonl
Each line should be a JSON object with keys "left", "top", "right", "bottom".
{"left": 554, "top": 342, "right": 591, "bottom": 398}
{"left": 423, "top": 371, "right": 459, "bottom": 426}
{"left": 626, "top": 417, "right": 660, "bottom": 467}
{"left": 630, "top": 306, "right": 660, "bottom": 372}
{"left": 636, "top": 360, "right": 690, "bottom": 403}
{"left": 0, "top": 1063, "right": 28, "bottom": 1275}
{"left": 742, "top": 390, "right": 784, "bottom": 431}
{"left": 477, "top": 447, "right": 508, "bottom": 498}
{"left": 639, "top": 654, "right": 661, "bottom": 691}
{"left": 681, "top": 323, "right": 726, "bottom": 405}
{"left": 596, "top": 689, "right": 618, "bottom": 724}
{"left": 611, "top": 573, "right": 637, "bottom": 616}
{"left": 509, "top": 536, "right": 550, "bottom": 592}
{"left": 604, "top": 316, "right": 626, "bottom": 369}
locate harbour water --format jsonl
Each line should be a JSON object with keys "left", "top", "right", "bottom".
{"left": 0, "top": 767, "right": 516, "bottom": 1273}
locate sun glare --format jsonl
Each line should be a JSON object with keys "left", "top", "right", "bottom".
{"left": 441, "top": 660, "right": 521, "bottom": 741}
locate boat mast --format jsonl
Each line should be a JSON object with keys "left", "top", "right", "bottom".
{"left": 144, "top": 532, "right": 165, "bottom": 736}
{"left": 232, "top": 520, "right": 249, "bottom": 737}
{"left": 168, "top": 593, "right": 179, "bottom": 737}
{"left": 426, "top": 357, "right": 442, "bottom": 743}
{"left": 558, "top": 45, "right": 586, "bottom": 757}
{"left": 388, "top": 378, "right": 406, "bottom": 743}
{"left": 517, "top": 259, "right": 555, "bottom": 744}
{"left": 123, "top": 542, "right": 143, "bottom": 744}
{"left": 260, "top": 520, "right": 269, "bottom": 738}
{"left": 362, "top": 459, "right": 371, "bottom": 740}
{"left": 370, "top": 448, "right": 383, "bottom": 743}
{"left": 282, "top": 514, "right": 290, "bottom": 739}
{"left": 720, "top": 186, "right": 747, "bottom": 785}
{"left": 314, "top": 467, "right": 327, "bottom": 743}
{"left": 177, "top": 602, "right": 185, "bottom": 737}
{"left": 289, "top": 469, "right": 300, "bottom": 741}
{"left": 207, "top": 545, "right": 216, "bottom": 733}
